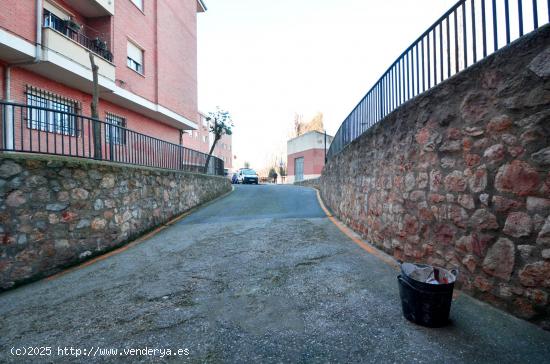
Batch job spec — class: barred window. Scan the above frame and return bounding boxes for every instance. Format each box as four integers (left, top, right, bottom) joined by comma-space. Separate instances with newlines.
26, 87, 78, 136
105, 113, 126, 145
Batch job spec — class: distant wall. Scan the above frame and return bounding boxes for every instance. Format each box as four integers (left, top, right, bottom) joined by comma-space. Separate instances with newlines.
320, 25, 550, 327
294, 177, 321, 190
0, 153, 231, 289
287, 131, 333, 155
287, 149, 327, 180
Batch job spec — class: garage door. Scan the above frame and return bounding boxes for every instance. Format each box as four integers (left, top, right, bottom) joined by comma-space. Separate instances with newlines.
295, 157, 304, 182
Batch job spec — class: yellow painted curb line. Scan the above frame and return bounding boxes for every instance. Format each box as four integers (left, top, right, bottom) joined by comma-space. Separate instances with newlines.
46, 185, 235, 281
314, 188, 399, 270
313, 187, 463, 299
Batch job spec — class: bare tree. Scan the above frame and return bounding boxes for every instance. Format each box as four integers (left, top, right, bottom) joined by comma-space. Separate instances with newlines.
293, 113, 303, 137
89, 53, 102, 159
292, 112, 324, 137
306, 112, 324, 133
204, 107, 233, 172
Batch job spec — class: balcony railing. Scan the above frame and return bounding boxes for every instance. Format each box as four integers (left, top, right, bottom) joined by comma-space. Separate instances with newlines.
327, 0, 550, 160
0, 101, 225, 176
43, 11, 113, 62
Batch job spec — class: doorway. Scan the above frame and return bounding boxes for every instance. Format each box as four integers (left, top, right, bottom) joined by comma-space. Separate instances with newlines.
295, 157, 304, 182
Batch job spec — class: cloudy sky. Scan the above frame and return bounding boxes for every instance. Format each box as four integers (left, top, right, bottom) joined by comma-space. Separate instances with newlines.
197, 0, 461, 170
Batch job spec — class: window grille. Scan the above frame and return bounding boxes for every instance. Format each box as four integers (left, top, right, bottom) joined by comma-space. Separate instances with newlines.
105, 113, 126, 145
25, 86, 79, 136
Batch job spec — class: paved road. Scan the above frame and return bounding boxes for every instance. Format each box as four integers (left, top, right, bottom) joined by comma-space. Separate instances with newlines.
1, 184, 549, 363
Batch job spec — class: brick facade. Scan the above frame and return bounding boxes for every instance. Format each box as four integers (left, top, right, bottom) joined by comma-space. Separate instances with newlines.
8, 67, 180, 144
181, 112, 210, 152
0, 0, 36, 43
213, 133, 233, 170
287, 131, 332, 183
287, 149, 326, 177
0, 0, 204, 146
181, 112, 233, 170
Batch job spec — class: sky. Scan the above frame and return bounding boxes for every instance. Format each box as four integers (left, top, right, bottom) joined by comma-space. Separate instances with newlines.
197, 0, 461, 171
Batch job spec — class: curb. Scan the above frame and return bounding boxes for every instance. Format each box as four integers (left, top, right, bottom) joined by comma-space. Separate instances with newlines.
314, 187, 399, 270
46, 185, 235, 282
312, 187, 466, 299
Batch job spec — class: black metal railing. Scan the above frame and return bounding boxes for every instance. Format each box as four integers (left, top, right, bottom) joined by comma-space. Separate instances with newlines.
0, 101, 224, 176
43, 11, 113, 62
327, 0, 550, 159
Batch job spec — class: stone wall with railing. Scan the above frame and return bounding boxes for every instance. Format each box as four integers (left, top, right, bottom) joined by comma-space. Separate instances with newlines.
319, 25, 550, 328
0, 153, 231, 290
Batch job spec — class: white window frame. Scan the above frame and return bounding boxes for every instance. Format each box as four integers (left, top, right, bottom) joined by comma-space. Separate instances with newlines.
127, 41, 144, 74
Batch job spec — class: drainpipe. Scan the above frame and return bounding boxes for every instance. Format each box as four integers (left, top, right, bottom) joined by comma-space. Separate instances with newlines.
34, 0, 43, 62
3, 0, 43, 149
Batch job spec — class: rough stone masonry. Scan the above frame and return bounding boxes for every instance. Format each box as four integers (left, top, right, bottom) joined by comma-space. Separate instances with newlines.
0, 154, 231, 289
319, 24, 550, 328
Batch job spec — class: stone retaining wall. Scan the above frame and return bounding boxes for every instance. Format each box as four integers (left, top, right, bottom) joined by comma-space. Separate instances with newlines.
319, 25, 550, 327
0, 153, 231, 289
294, 177, 321, 190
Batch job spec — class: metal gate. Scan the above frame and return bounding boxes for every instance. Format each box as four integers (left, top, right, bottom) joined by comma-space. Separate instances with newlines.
295, 157, 304, 182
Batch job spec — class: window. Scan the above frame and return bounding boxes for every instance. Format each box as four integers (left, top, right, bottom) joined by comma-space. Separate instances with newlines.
127, 41, 143, 74
203, 135, 208, 143
44, 1, 70, 20
105, 113, 126, 145
26, 88, 78, 136
130, 0, 143, 10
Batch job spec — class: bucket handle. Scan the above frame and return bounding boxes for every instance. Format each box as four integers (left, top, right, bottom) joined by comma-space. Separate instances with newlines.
450, 268, 459, 279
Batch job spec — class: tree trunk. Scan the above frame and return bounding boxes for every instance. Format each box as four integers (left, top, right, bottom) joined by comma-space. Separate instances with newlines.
89, 53, 102, 159
204, 134, 220, 174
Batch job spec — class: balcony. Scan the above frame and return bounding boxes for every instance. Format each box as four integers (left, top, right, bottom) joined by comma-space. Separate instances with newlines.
42, 12, 115, 81
62, 0, 114, 17
44, 12, 113, 62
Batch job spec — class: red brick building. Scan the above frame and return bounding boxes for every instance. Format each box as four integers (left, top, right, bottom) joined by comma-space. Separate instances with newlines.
212, 131, 232, 171
287, 130, 333, 183
181, 111, 233, 171
0, 0, 206, 148
181, 112, 210, 153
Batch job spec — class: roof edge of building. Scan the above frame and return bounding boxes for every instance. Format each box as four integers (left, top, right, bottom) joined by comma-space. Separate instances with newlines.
287, 130, 333, 143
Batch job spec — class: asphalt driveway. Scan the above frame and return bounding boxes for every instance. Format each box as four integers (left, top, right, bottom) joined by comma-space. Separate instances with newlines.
0, 184, 549, 363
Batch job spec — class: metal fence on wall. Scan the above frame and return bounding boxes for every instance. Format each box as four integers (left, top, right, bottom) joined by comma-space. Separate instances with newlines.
0, 100, 225, 176
327, 0, 550, 160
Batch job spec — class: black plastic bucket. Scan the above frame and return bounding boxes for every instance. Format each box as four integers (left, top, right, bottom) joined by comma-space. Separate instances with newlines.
397, 263, 457, 327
